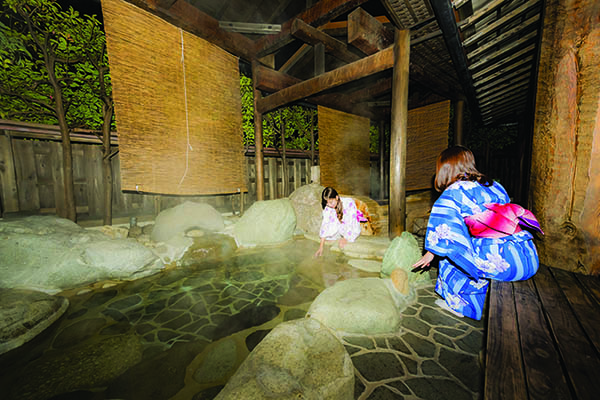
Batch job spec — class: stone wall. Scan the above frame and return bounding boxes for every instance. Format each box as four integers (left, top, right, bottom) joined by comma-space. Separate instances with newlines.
530, 0, 600, 274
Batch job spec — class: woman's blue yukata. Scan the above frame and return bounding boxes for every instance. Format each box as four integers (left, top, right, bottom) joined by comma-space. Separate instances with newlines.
425, 180, 539, 320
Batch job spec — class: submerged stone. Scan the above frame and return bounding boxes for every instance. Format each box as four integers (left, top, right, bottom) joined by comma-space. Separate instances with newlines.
0, 288, 69, 355
307, 278, 406, 335
215, 318, 353, 400
193, 338, 238, 384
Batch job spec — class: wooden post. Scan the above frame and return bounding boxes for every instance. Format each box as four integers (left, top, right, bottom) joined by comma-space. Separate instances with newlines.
252, 61, 265, 201
310, 110, 315, 166
378, 119, 385, 200
314, 42, 325, 76
389, 29, 410, 238
454, 99, 465, 145
280, 110, 288, 196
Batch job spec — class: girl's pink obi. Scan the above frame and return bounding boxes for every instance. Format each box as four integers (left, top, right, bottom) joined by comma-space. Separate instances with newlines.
464, 203, 543, 238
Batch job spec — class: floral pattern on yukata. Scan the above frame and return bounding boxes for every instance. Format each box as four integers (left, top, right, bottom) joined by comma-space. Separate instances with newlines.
425, 180, 539, 320
319, 197, 361, 242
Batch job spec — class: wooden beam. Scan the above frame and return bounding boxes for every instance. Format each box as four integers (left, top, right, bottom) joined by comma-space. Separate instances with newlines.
475, 66, 531, 91
463, 0, 541, 47
458, 0, 505, 30
322, 15, 390, 30
349, 77, 393, 103
479, 84, 530, 109
476, 74, 531, 102
155, 0, 177, 8
291, 18, 360, 63
279, 44, 311, 74
257, 45, 394, 114
470, 45, 534, 77
467, 15, 540, 60
124, 0, 256, 61
468, 31, 537, 70
253, 64, 376, 119
348, 7, 394, 55
389, 29, 410, 237
255, 0, 370, 57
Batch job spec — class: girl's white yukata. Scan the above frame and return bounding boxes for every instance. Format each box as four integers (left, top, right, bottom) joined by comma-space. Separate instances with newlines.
319, 197, 361, 242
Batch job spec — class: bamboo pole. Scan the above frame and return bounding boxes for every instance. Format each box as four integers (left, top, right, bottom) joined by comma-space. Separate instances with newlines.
389, 29, 410, 237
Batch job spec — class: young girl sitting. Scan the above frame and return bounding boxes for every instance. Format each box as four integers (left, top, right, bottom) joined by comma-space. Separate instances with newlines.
314, 187, 363, 257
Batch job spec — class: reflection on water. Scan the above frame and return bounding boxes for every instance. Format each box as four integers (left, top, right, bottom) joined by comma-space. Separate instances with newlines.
0, 237, 377, 400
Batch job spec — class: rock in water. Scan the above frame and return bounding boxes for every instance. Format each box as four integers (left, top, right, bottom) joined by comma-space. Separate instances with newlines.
151, 202, 225, 242
0, 216, 164, 293
307, 278, 404, 335
233, 199, 296, 246
0, 288, 69, 355
215, 318, 353, 400
381, 232, 430, 285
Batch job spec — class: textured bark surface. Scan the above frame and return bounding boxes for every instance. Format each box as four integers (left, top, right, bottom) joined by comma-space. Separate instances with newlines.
530, 0, 600, 274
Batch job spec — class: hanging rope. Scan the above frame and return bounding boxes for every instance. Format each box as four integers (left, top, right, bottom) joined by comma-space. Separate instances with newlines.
178, 28, 192, 187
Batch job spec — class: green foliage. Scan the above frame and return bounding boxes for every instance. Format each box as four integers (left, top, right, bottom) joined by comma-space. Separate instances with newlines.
239, 75, 318, 151
0, 0, 112, 129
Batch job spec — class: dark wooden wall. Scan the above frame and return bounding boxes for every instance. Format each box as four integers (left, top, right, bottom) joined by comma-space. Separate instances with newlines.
0, 132, 385, 221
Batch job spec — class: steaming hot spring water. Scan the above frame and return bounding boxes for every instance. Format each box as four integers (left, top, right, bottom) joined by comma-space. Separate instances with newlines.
0, 208, 484, 400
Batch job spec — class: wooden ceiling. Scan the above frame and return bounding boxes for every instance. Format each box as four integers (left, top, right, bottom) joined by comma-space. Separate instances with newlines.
117, 0, 543, 127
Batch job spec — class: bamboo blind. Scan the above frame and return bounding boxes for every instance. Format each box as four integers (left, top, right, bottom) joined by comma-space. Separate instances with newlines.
318, 106, 370, 196
101, 0, 246, 195
406, 100, 450, 190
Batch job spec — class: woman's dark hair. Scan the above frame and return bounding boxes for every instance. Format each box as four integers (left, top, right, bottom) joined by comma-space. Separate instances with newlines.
321, 187, 343, 222
434, 146, 492, 192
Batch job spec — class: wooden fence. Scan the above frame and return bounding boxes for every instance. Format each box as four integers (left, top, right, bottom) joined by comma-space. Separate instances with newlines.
0, 129, 384, 221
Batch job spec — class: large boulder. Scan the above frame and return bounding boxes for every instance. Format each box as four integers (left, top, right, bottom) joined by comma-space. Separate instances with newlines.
307, 277, 412, 335
151, 202, 225, 242
215, 318, 354, 400
288, 183, 324, 235
0, 216, 164, 293
380, 232, 430, 286
0, 288, 69, 355
233, 199, 296, 246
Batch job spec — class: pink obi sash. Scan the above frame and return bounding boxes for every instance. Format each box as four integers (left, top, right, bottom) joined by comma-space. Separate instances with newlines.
357, 210, 368, 222
464, 203, 543, 238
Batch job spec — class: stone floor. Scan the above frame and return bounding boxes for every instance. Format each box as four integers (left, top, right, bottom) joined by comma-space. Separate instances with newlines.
0, 237, 484, 400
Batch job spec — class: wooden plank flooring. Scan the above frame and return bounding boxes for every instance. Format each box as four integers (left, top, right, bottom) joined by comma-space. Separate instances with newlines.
485, 264, 600, 400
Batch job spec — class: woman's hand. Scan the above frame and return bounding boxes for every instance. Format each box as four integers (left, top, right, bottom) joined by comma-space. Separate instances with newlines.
412, 251, 434, 269
338, 237, 348, 249
314, 246, 324, 258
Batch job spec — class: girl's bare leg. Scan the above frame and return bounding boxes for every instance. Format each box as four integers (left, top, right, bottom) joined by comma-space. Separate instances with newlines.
339, 237, 348, 249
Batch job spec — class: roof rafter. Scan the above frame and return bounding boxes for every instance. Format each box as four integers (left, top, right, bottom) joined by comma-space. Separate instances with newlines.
124, 0, 256, 60
254, 0, 370, 57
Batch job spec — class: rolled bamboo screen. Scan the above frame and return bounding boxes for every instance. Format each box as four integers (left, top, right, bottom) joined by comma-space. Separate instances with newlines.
318, 106, 371, 196
406, 100, 450, 190
101, 0, 247, 195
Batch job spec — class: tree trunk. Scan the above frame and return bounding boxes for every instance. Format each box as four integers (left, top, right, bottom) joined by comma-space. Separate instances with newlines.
530, 0, 600, 274
47, 58, 76, 221
102, 104, 114, 226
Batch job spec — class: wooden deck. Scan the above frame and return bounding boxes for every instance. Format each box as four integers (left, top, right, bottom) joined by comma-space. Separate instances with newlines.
484, 264, 600, 400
